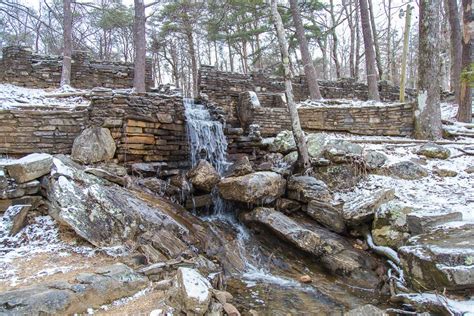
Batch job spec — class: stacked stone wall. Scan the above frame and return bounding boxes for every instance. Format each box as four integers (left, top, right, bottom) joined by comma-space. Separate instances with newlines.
0, 46, 152, 90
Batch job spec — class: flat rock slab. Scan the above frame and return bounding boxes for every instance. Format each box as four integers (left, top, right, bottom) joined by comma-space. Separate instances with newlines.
342, 189, 395, 225
4, 153, 53, 183
0, 180, 40, 200
399, 222, 474, 291
287, 175, 332, 203
406, 208, 463, 235
0, 263, 148, 314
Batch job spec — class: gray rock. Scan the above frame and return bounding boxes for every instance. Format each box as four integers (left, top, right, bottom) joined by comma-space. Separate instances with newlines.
275, 198, 301, 214
85, 167, 128, 186
433, 168, 458, 177
304, 200, 345, 233
0, 179, 40, 199
416, 143, 450, 159
4, 153, 53, 183
406, 208, 463, 235
71, 127, 116, 164
400, 222, 474, 291
3, 204, 32, 236
269, 130, 296, 154
306, 133, 330, 159
282, 151, 298, 166
243, 207, 380, 282
0, 168, 7, 189
218, 171, 286, 204
388, 161, 428, 180
225, 156, 253, 177
172, 267, 212, 316
187, 160, 220, 192
0, 195, 42, 213
287, 176, 332, 203
342, 189, 395, 225
372, 201, 412, 249
185, 194, 213, 210
45, 155, 202, 251
346, 304, 386, 316
131, 162, 167, 177
363, 151, 388, 170
315, 164, 363, 191
323, 140, 363, 163
0, 263, 148, 314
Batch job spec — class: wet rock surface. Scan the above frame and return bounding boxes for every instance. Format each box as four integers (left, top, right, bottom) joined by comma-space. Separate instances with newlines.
187, 159, 220, 192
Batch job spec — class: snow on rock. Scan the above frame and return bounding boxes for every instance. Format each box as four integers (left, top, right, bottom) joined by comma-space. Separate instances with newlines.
298, 98, 400, 108
174, 267, 212, 315
0, 83, 88, 109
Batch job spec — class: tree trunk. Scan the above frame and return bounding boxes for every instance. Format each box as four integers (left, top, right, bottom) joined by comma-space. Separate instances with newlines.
133, 0, 146, 93
385, 0, 392, 81
289, 0, 322, 100
457, 0, 473, 122
359, 0, 380, 100
329, 0, 341, 78
355, 0, 361, 79
416, 0, 443, 139
185, 26, 198, 98
446, 0, 463, 105
343, 0, 356, 78
60, 0, 72, 87
367, 0, 383, 79
270, 0, 310, 171
399, 5, 412, 102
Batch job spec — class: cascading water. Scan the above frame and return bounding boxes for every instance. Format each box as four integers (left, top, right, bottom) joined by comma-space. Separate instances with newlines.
184, 98, 229, 175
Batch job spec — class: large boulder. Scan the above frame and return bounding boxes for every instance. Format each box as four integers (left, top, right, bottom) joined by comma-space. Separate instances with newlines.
399, 223, 474, 291
304, 200, 345, 233
243, 207, 380, 283
4, 153, 53, 183
71, 127, 116, 164
372, 201, 412, 249
0, 264, 148, 314
187, 160, 220, 192
171, 267, 212, 315
416, 143, 450, 159
225, 156, 253, 177
363, 151, 388, 170
387, 161, 428, 180
322, 140, 363, 163
287, 176, 332, 203
342, 188, 395, 225
269, 130, 296, 154
306, 133, 330, 158
218, 172, 286, 204
45, 155, 203, 254
406, 208, 463, 235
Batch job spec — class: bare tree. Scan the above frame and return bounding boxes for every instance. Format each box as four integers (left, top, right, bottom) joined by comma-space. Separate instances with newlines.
415, 0, 442, 139
457, 0, 473, 122
133, 0, 146, 93
60, 0, 72, 87
446, 0, 462, 105
367, 0, 383, 79
399, 5, 412, 103
270, 0, 310, 171
289, 0, 322, 100
359, 0, 380, 101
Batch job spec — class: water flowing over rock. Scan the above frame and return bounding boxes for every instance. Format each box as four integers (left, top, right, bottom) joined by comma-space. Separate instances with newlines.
187, 159, 220, 192
71, 127, 116, 164
416, 143, 451, 159
184, 99, 228, 174
0, 264, 148, 314
4, 153, 53, 183
400, 223, 474, 291
243, 208, 380, 284
218, 172, 286, 204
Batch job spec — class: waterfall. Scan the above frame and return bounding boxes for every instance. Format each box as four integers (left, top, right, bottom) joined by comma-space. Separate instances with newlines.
184, 98, 229, 175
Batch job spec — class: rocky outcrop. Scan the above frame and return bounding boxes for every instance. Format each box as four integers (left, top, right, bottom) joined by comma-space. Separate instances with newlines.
372, 201, 412, 249
387, 161, 428, 180
218, 172, 286, 204
243, 208, 379, 283
314, 164, 363, 191
287, 176, 332, 203
45, 155, 201, 255
4, 153, 53, 183
71, 127, 116, 164
171, 267, 212, 315
225, 156, 253, 177
400, 223, 474, 291
187, 160, 220, 192
342, 189, 395, 225
406, 208, 463, 235
322, 140, 363, 163
0, 264, 148, 314
416, 143, 450, 159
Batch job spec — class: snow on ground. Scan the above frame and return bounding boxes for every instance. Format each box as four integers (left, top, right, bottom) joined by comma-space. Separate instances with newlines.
334, 138, 474, 222
298, 98, 399, 108
0, 83, 88, 109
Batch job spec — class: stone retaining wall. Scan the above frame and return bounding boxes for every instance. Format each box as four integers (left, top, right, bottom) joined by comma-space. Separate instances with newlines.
198, 65, 415, 127
0, 46, 152, 90
0, 92, 189, 169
